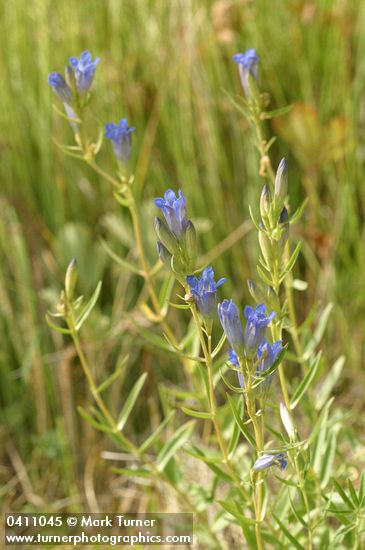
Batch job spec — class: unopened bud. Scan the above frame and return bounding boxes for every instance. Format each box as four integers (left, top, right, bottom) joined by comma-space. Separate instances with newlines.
184, 221, 197, 270
154, 217, 179, 254
157, 241, 173, 271
274, 158, 288, 210
65, 258, 78, 301
247, 279, 265, 304
278, 207, 289, 250
259, 230, 274, 268
260, 184, 272, 228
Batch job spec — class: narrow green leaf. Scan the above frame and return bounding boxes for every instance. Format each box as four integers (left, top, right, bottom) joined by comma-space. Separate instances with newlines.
290, 352, 322, 410
272, 513, 305, 550
304, 303, 334, 359
347, 479, 360, 507
159, 275, 175, 310
359, 472, 365, 505
248, 205, 261, 232
228, 399, 242, 457
220, 369, 244, 393
77, 406, 113, 434
181, 407, 213, 420
139, 411, 176, 454
332, 478, 355, 510
227, 394, 256, 449
218, 500, 255, 525
187, 447, 234, 483
320, 432, 337, 488
261, 104, 293, 120
257, 264, 273, 286
290, 198, 309, 225
117, 372, 148, 431
96, 355, 128, 394
289, 495, 307, 527
316, 355, 345, 410
100, 238, 142, 275
156, 421, 195, 472
279, 241, 301, 283
132, 322, 173, 351
45, 314, 72, 335
75, 281, 102, 330
211, 332, 226, 358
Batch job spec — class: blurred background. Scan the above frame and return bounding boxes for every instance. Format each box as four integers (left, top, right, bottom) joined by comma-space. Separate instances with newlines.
0, 0, 364, 516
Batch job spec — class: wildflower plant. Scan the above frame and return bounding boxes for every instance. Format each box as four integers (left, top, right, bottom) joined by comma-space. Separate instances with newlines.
45, 47, 364, 550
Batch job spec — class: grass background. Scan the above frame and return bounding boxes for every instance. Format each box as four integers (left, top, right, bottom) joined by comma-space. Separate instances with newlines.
1, 0, 364, 517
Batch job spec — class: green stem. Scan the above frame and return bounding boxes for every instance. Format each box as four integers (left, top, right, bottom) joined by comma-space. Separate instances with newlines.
86, 160, 184, 351
245, 366, 264, 550
66, 304, 221, 548
190, 306, 249, 503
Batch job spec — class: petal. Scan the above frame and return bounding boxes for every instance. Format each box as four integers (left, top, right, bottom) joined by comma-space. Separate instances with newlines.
256, 304, 267, 315
186, 275, 199, 290
243, 305, 255, 320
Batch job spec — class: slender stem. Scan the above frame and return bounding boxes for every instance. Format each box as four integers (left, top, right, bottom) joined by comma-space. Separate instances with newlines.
245, 367, 264, 550
66, 304, 221, 548
86, 159, 184, 350
190, 306, 249, 503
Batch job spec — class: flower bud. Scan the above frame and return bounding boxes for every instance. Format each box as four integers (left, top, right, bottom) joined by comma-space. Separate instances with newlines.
65, 258, 78, 301
154, 217, 179, 255
274, 158, 288, 212
278, 207, 289, 251
259, 230, 274, 268
157, 241, 173, 271
260, 184, 272, 228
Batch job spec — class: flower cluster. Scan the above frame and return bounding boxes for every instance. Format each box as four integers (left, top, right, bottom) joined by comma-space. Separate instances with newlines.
48, 50, 100, 106
219, 299, 281, 390
229, 338, 283, 393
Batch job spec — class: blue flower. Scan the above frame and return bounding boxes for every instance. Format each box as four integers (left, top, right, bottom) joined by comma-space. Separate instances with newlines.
154, 190, 188, 238
254, 338, 283, 393
256, 339, 283, 375
243, 304, 276, 355
228, 338, 282, 391
69, 51, 100, 92
48, 72, 73, 104
252, 452, 287, 472
105, 118, 136, 162
228, 348, 245, 388
186, 267, 226, 317
233, 48, 259, 96
218, 299, 245, 353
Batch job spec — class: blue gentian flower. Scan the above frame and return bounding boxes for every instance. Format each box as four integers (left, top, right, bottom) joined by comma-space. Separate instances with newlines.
186, 267, 226, 317
256, 339, 283, 376
228, 338, 282, 391
218, 299, 245, 353
154, 190, 188, 238
243, 304, 276, 355
252, 452, 287, 472
233, 48, 259, 96
105, 119, 136, 162
69, 51, 100, 92
228, 348, 245, 388
48, 72, 73, 104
